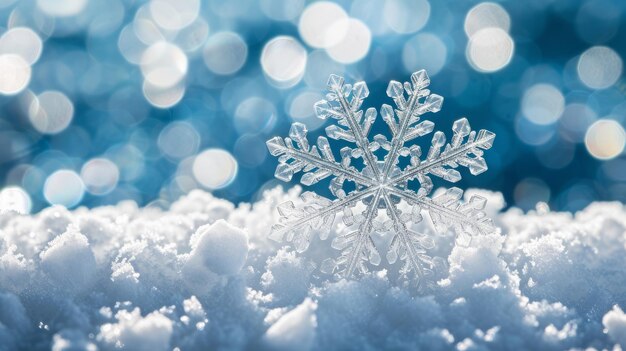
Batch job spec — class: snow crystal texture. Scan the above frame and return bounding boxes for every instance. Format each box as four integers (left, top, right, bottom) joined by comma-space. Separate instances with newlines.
1, 187, 625, 350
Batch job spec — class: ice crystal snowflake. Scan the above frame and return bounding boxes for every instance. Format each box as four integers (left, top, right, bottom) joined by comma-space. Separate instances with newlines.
266, 70, 496, 287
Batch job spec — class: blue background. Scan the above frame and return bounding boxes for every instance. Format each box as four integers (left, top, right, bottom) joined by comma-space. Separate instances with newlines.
0, 0, 625, 212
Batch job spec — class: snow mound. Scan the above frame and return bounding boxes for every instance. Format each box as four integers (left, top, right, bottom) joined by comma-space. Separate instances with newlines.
0, 187, 625, 350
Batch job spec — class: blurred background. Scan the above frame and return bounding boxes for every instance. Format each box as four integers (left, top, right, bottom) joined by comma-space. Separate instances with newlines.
0, 0, 624, 214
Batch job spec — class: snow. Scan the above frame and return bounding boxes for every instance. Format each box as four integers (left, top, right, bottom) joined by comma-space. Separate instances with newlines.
603, 305, 626, 348
39, 226, 97, 294
262, 298, 317, 351
0, 186, 625, 350
98, 309, 173, 351
187, 219, 249, 276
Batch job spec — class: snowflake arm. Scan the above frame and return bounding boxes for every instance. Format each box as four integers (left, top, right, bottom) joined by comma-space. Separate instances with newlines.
391, 119, 496, 189
388, 187, 496, 246
266, 123, 374, 196
379, 70, 443, 180
323, 189, 383, 278
380, 190, 432, 286
268, 187, 377, 251
314, 74, 382, 180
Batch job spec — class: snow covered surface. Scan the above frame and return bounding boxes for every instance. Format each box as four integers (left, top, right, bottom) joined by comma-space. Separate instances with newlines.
1, 186, 625, 350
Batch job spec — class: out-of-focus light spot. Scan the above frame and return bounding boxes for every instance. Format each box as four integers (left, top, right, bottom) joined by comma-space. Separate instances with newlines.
81, 158, 119, 195
44, 170, 85, 207
349, 0, 388, 36
514, 177, 550, 210
577, 46, 623, 89
28, 91, 74, 134
464, 2, 510, 37
536, 140, 575, 170
261, 0, 304, 21
515, 115, 555, 146
261, 36, 307, 87
288, 91, 325, 130
21, 164, 45, 195
175, 18, 209, 52
467, 28, 514, 73
118, 24, 147, 64
235, 97, 276, 134
326, 19, 371, 64
37, 0, 86, 17
304, 50, 345, 89
0, 54, 30, 95
383, 0, 430, 34
158, 121, 200, 159
0, 27, 43, 65
106, 144, 145, 181
88, 0, 125, 37
142, 80, 185, 108
234, 134, 267, 167
298, 2, 348, 49
575, 0, 621, 44
402, 33, 447, 76
202, 32, 247, 75
141, 41, 188, 88
522, 84, 565, 125
0, 186, 31, 214
602, 158, 626, 181
584, 119, 626, 160
149, 0, 200, 31
192, 149, 238, 189
559, 103, 597, 143
133, 14, 165, 46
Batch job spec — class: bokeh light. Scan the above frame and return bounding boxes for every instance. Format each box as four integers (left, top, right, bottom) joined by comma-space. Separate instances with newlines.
158, 121, 201, 160
192, 149, 238, 189
234, 97, 277, 134
28, 91, 74, 134
288, 91, 325, 131
298, 2, 348, 49
585, 119, 626, 160
37, 0, 86, 17
559, 103, 598, 143
43, 170, 85, 207
402, 33, 447, 76
0, 54, 30, 95
383, 0, 430, 34
326, 19, 371, 64
0, 27, 42, 64
260, 0, 304, 21
0, 0, 623, 212
141, 41, 188, 89
149, 0, 200, 31
522, 84, 565, 125
467, 27, 514, 72
464, 2, 510, 38
577, 46, 623, 89
142, 80, 186, 108
81, 158, 120, 195
202, 32, 248, 75
261, 36, 307, 86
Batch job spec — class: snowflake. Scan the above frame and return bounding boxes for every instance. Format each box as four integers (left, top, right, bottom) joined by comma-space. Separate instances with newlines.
266, 70, 496, 288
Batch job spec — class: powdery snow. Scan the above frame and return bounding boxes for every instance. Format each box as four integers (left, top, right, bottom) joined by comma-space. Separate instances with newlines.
262, 298, 317, 351
0, 187, 625, 350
